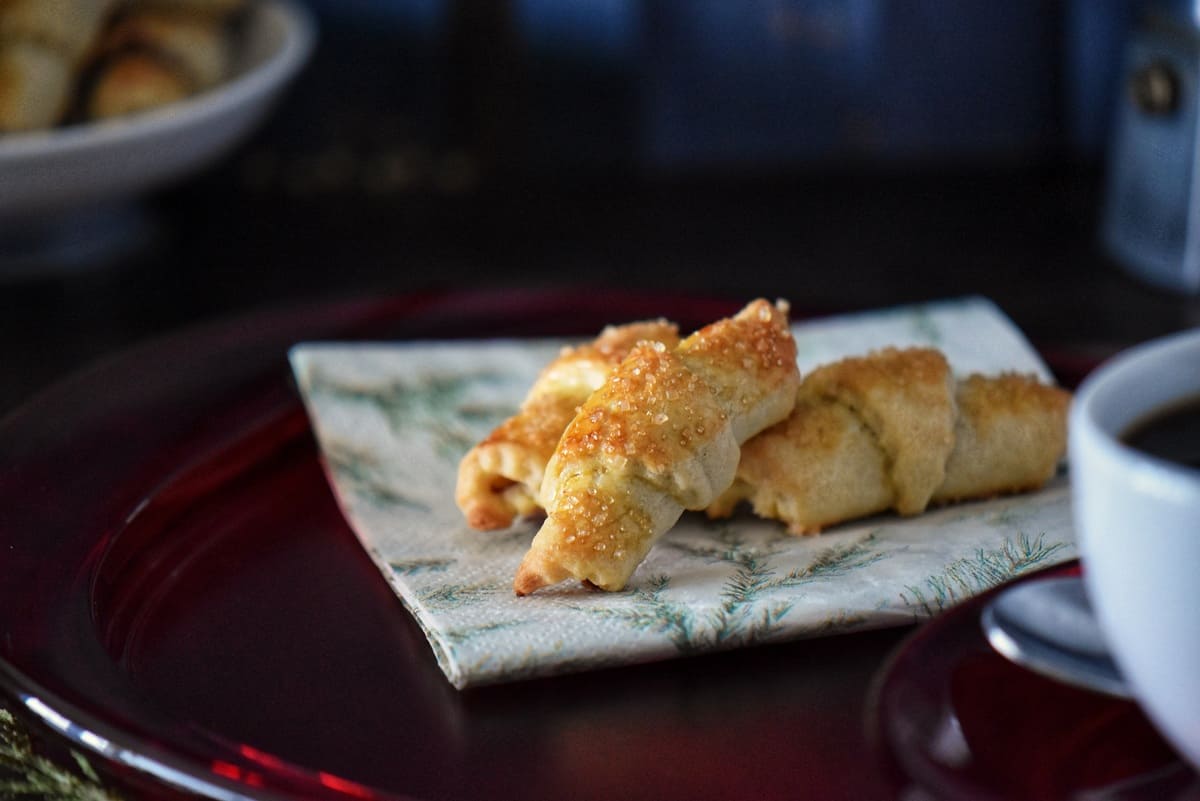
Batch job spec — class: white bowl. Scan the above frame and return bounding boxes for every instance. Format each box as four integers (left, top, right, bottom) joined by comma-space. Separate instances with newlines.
0, 0, 315, 221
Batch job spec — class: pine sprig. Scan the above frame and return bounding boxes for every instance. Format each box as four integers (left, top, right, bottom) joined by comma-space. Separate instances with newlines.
580, 575, 702, 653
902, 532, 1068, 617
309, 369, 515, 463
389, 557, 454, 576
583, 532, 890, 654
0, 708, 122, 800
908, 305, 943, 344
766, 534, 887, 590
719, 552, 777, 604
326, 444, 430, 512
441, 620, 527, 645
418, 582, 500, 608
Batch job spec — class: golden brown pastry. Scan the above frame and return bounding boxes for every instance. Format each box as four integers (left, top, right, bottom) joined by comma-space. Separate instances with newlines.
0, 0, 121, 131
84, 10, 232, 120
707, 347, 1070, 534
456, 320, 680, 531
935, 372, 1070, 503
123, 0, 247, 18
513, 299, 800, 594
0, 41, 73, 131
0, 0, 121, 62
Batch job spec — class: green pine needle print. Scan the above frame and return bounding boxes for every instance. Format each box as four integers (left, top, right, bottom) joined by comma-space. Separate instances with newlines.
815, 611, 871, 634
901, 532, 1068, 617
662, 520, 796, 564
720, 552, 783, 605
389, 557, 455, 576
459, 642, 635, 683
908, 305, 943, 344
308, 368, 517, 464
419, 582, 501, 608
584, 575, 704, 654
0, 708, 122, 800
768, 534, 888, 588
326, 443, 430, 512
441, 620, 529, 646
584, 533, 889, 655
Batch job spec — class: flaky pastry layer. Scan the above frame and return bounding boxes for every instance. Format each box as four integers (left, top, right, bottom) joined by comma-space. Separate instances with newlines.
455, 320, 679, 531
708, 348, 1070, 534
514, 299, 800, 594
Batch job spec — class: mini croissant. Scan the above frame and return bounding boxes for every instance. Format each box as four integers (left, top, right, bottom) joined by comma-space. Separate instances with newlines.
0, 0, 121, 131
85, 9, 233, 120
707, 347, 1070, 534
456, 319, 680, 531
513, 299, 800, 594
0, 42, 73, 132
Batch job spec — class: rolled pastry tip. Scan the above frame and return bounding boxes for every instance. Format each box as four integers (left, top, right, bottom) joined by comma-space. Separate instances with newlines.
707, 348, 1070, 534
456, 320, 680, 531
513, 299, 800, 594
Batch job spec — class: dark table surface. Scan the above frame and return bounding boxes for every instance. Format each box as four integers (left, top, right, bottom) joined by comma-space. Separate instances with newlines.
4, 156, 1200, 421
3, 0, 1198, 417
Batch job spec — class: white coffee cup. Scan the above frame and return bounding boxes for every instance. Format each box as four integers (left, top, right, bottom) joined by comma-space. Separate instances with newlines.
1070, 327, 1200, 769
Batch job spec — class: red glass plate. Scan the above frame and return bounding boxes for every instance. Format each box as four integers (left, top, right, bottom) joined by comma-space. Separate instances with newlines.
1, 290, 924, 801
870, 562, 1197, 801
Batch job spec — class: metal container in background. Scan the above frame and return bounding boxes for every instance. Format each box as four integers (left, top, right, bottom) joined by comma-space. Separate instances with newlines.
1104, 1, 1200, 294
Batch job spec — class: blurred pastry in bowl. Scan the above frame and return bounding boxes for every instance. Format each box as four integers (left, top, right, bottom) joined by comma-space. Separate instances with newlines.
0, 0, 122, 58
0, 0, 313, 269
84, 9, 235, 120
125, 0, 246, 14
0, 0, 122, 131
0, 41, 74, 132
0, 0, 252, 132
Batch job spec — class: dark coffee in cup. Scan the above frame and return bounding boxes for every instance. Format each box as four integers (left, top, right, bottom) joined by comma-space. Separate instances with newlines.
1122, 394, 1200, 469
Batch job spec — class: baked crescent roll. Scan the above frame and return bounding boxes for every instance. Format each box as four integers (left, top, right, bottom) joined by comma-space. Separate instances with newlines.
85, 10, 232, 120
0, 0, 121, 131
513, 299, 800, 594
456, 320, 680, 531
707, 348, 1070, 534
0, 42, 73, 131
0, 0, 121, 63
935, 372, 1070, 503
123, 0, 248, 18
805, 346, 958, 515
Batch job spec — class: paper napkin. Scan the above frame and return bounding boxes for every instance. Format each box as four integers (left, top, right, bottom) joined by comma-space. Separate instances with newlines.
290, 297, 1074, 688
